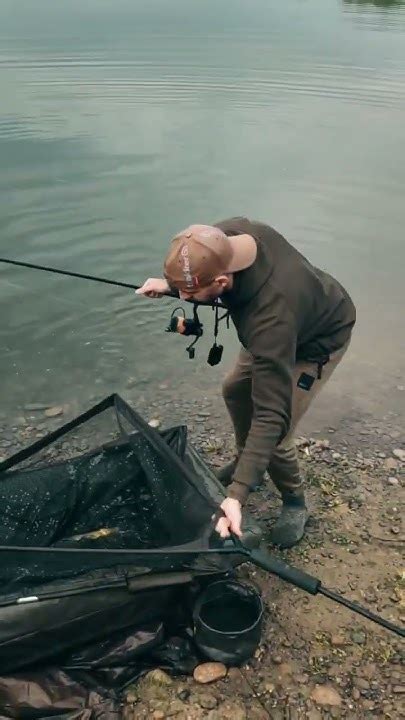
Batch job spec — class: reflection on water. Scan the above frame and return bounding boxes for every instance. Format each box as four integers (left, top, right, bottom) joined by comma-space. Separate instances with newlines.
343, 0, 405, 29
0, 0, 404, 429
344, 0, 404, 6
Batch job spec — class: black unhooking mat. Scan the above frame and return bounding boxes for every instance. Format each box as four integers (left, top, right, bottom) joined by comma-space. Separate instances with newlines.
0, 394, 262, 719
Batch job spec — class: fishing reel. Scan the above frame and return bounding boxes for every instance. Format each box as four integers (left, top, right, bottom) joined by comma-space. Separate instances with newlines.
166, 305, 203, 359
165, 303, 228, 364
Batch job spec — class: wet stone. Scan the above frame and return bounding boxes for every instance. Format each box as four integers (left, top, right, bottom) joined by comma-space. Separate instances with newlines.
44, 405, 64, 418
193, 662, 227, 684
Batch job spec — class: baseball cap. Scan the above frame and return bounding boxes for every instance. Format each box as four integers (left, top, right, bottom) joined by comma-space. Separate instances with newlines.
163, 224, 257, 292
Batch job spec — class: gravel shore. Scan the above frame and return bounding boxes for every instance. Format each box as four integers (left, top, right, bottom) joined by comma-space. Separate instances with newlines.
1, 388, 403, 719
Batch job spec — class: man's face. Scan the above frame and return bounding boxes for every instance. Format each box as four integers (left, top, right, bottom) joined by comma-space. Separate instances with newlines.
178, 278, 229, 303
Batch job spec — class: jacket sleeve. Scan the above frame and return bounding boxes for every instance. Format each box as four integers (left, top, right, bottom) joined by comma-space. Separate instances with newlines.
227, 308, 297, 504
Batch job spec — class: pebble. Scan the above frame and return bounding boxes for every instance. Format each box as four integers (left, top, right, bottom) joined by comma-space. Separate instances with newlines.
249, 708, 270, 720
216, 701, 246, 720
351, 631, 366, 645
384, 458, 398, 471
352, 688, 361, 701
295, 673, 309, 683
393, 448, 405, 462
144, 669, 172, 686
310, 684, 342, 706
331, 633, 346, 647
276, 662, 292, 677
44, 405, 64, 418
354, 678, 370, 691
332, 452, 341, 460
198, 693, 218, 709
14, 416, 27, 427
315, 439, 330, 450
177, 688, 190, 701
307, 710, 323, 720
393, 686, 405, 694
166, 699, 186, 716
125, 690, 138, 704
387, 477, 399, 486
263, 682, 275, 694
152, 712, 165, 720
193, 662, 227, 684
295, 436, 310, 448
272, 655, 283, 664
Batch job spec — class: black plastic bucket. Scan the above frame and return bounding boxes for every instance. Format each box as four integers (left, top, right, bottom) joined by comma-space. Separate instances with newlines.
193, 579, 263, 665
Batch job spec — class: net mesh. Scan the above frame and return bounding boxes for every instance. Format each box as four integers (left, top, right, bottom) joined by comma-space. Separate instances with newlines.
0, 395, 227, 596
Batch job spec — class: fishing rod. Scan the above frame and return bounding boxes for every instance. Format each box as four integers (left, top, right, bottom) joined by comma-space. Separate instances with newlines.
0, 257, 213, 305
0, 256, 228, 363
1, 539, 403, 637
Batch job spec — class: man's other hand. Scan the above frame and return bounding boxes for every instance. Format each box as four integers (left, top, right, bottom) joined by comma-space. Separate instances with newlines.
215, 497, 243, 538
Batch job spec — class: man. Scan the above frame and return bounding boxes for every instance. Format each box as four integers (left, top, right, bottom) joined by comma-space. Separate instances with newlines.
136, 217, 356, 548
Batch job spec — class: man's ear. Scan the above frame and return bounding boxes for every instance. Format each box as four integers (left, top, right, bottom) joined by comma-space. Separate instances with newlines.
215, 274, 232, 289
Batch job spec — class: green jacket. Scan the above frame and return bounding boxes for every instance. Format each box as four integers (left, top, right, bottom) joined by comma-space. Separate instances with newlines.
215, 217, 356, 504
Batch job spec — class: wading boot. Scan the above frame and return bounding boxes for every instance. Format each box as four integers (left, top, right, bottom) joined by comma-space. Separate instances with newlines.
269, 492, 309, 549
215, 457, 238, 487
215, 457, 265, 492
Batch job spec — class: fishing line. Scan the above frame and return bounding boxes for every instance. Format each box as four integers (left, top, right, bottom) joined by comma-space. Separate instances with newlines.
0, 257, 229, 362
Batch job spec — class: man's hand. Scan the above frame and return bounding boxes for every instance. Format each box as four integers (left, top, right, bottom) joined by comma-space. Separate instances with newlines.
135, 278, 170, 298
215, 497, 243, 539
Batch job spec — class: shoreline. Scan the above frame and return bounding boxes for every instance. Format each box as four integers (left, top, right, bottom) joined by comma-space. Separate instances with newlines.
0, 391, 403, 719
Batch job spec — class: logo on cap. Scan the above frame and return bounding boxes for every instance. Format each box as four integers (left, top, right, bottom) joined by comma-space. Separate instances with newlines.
180, 244, 199, 290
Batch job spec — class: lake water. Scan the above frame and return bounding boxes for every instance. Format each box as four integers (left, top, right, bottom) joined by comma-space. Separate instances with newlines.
0, 0, 404, 434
